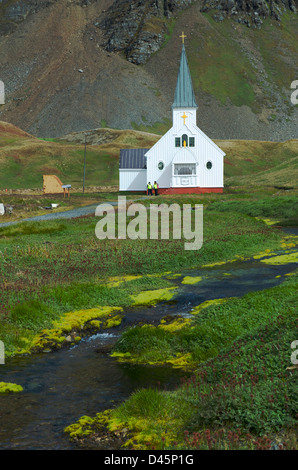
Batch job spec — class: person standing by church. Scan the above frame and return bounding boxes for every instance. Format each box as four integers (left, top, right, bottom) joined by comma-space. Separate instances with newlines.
147, 182, 152, 196
153, 181, 158, 196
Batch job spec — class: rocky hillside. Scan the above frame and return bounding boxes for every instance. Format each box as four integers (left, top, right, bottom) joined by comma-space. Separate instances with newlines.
0, 0, 297, 140
101, 0, 297, 64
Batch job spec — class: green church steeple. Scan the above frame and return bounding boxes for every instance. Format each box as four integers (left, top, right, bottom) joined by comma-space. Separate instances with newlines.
172, 40, 198, 109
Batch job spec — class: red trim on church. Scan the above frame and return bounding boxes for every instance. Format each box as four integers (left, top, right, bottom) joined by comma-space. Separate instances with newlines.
129, 188, 223, 195
158, 187, 223, 195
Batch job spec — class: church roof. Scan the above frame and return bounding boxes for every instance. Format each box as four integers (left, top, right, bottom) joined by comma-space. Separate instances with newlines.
119, 148, 149, 169
172, 44, 198, 109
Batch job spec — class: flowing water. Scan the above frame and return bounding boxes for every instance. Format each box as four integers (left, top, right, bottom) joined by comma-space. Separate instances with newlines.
0, 229, 297, 449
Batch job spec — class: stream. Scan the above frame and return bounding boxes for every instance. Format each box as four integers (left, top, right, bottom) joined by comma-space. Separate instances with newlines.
0, 228, 297, 450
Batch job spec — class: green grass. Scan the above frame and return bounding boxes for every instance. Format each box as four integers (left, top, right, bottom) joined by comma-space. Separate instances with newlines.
207, 195, 298, 223
0, 221, 68, 237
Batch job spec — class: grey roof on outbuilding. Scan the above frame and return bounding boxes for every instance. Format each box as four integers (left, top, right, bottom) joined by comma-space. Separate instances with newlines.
173, 44, 198, 109
119, 148, 149, 169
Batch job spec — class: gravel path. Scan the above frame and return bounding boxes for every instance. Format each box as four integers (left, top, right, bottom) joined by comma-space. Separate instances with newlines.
0, 197, 148, 228
0, 202, 109, 228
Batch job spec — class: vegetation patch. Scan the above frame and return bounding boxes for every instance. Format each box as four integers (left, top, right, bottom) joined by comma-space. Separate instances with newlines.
260, 251, 298, 265
181, 276, 202, 285
29, 306, 123, 353
190, 298, 229, 314
131, 287, 177, 307
0, 382, 23, 394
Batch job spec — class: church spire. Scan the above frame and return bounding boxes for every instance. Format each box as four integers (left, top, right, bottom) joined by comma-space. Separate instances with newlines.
172, 38, 197, 109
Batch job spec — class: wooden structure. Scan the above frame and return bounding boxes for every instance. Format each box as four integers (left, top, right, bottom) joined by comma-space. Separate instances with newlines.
43, 175, 71, 197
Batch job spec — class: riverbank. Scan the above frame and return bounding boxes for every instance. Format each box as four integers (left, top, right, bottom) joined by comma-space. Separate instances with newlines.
64, 272, 297, 450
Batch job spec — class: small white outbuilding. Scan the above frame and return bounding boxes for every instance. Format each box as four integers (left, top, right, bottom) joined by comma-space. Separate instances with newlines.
119, 36, 225, 194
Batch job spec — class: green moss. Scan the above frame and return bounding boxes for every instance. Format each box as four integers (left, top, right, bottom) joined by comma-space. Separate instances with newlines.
0, 382, 23, 394
52, 306, 122, 331
105, 275, 143, 287
253, 248, 276, 259
131, 287, 177, 306
181, 276, 202, 285
159, 317, 192, 332
65, 275, 298, 449
29, 306, 123, 352
110, 351, 132, 359
165, 273, 182, 280
64, 415, 96, 439
64, 410, 112, 440
190, 298, 229, 315
103, 315, 123, 329
202, 258, 240, 268
89, 320, 102, 329
260, 251, 298, 265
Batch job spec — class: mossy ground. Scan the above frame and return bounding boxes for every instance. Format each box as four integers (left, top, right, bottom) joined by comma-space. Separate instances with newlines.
28, 306, 124, 354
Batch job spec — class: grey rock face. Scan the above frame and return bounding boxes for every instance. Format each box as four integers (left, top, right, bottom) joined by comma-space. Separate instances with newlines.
201, 0, 296, 28
100, 0, 194, 64
0, 0, 57, 35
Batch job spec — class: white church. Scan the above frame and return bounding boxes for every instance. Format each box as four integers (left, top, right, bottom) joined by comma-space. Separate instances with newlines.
119, 35, 225, 194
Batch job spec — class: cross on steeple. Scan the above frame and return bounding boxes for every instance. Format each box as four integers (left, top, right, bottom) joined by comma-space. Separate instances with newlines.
180, 32, 187, 44
181, 112, 188, 125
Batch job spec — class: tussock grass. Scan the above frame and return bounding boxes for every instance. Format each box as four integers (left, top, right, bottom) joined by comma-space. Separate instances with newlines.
0, 221, 67, 237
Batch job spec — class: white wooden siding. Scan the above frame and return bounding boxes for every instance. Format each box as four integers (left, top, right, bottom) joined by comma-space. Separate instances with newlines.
119, 169, 147, 191
146, 121, 224, 188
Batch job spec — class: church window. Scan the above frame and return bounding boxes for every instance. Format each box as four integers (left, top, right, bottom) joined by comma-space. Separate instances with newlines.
206, 161, 212, 170
189, 137, 195, 147
174, 164, 196, 175
175, 137, 181, 147
158, 161, 164, 170
182, 134, 188, 147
